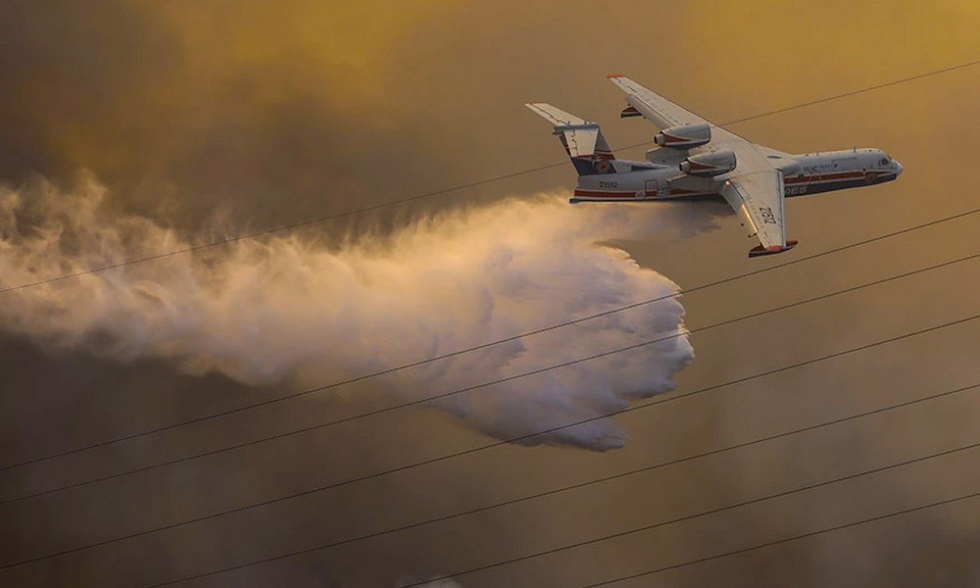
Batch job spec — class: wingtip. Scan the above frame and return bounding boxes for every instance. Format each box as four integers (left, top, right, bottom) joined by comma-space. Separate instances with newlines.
607, 73, 625, 79
748, 240, 799, 258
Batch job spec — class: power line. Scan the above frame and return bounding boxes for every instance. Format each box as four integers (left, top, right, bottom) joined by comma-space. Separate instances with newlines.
143, 382, 980, 587
4, 310, 977, 570
1, 56, 977, 300
582, 490, 980, 588
0, 52, 974, 588
407, 435, 980, 587
5, 203, 979, 475
720, 57, 980, 127
5, 248, 978, 505
5, 58, 978, 475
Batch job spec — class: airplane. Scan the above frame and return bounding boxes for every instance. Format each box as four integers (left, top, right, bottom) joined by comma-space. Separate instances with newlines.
526, 76, 903, 257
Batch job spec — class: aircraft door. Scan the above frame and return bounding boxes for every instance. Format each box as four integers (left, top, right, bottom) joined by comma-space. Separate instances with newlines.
644, 179, 660, 199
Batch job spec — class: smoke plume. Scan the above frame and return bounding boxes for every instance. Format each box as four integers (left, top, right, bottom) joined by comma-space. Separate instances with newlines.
0, 174, 693, 450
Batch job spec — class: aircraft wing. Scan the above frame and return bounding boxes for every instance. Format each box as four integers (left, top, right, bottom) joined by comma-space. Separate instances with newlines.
722, 161, 795, 256
609, 75, 796, 256
607, 75, 742, 144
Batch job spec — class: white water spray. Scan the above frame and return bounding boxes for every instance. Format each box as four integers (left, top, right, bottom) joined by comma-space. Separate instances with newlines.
0, 175, 695, 450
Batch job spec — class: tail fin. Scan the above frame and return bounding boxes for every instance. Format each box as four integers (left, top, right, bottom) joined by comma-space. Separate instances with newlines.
525, 103, 617, 176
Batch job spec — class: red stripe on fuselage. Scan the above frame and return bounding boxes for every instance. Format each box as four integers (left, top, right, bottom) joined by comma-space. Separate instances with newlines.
573, 188, 712, 199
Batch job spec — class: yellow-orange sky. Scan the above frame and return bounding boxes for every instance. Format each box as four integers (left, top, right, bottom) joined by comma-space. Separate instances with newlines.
1, 1, 980, 586
1, 0, 976, 227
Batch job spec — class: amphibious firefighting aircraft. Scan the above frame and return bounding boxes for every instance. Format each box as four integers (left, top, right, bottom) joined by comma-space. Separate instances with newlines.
527, 76, 903, 257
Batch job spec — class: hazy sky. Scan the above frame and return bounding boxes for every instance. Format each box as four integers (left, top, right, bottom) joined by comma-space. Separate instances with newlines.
1, 1, 979, 586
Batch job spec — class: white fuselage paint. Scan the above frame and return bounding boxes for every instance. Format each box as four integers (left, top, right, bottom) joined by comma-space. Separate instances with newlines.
571, 147, 903, 203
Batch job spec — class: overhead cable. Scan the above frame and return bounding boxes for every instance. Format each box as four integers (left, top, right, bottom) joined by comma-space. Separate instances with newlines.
5, 250, 979, 504
148, 382, 980, 587
580, 489, 980, 587
4, 310, 977, 570
2, 56, 977, 299
5, 206, 979, 475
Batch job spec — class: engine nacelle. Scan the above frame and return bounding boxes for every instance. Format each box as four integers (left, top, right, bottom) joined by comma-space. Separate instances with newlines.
654, 122, 711, 149
680, 150, 737, 176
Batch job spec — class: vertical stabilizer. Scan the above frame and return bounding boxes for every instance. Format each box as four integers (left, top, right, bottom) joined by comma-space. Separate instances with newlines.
525, 103, 616, 176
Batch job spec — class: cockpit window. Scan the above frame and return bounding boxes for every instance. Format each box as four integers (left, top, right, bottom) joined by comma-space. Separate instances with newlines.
879, 157, 890, 166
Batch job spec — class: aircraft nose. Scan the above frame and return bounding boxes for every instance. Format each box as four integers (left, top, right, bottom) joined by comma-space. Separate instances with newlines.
894, 161, 904, 177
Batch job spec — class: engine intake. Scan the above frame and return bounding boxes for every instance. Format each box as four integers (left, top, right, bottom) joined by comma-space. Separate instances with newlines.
680, 150, 737, 176
654, 122, 711, 149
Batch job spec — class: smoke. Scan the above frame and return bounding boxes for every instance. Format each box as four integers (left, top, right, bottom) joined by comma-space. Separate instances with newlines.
0, 174, 693, 451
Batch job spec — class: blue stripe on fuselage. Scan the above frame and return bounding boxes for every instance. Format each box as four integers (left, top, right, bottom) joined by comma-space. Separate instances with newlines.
785, 173, 898, 198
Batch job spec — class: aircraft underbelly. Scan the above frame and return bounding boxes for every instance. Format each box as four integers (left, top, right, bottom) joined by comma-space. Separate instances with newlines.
574, 167, 721, 202
571, 187, 720, 202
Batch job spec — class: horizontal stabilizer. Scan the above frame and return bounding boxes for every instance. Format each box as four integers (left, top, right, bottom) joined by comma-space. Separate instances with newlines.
525, 103, 589, 127
525, 102, 616, 175
526, 102, 604, 159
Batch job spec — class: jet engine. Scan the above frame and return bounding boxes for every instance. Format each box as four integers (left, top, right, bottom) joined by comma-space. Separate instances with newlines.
654, 122, 711, 148
679, 150, 737, 176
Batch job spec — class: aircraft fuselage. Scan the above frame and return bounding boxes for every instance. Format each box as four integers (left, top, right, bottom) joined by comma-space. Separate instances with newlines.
570, 147, 903, 203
